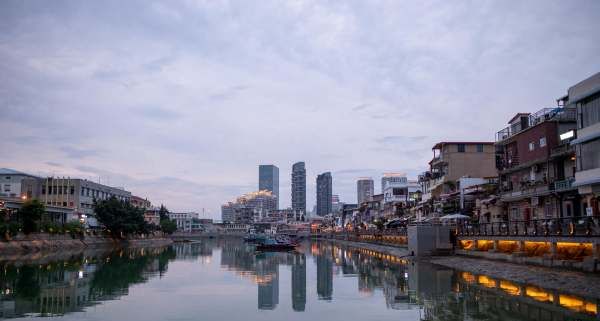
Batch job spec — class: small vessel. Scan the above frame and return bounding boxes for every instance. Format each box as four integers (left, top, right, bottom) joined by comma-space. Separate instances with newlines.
255, 237, 297, 251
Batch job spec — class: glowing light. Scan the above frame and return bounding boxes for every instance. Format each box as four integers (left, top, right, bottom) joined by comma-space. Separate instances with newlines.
559, 130, 574, 141
499, 280, 521, 296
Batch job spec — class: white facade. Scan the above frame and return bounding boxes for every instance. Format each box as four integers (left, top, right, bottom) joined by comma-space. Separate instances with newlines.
168, 212, 200, 232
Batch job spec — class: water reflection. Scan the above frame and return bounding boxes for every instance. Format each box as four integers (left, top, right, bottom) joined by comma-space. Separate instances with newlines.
0, 240, 598, 320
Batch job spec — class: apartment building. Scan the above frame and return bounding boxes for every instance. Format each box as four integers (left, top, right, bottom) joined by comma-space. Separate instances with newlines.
495, 106, 578, 221
563, 72, 600, 217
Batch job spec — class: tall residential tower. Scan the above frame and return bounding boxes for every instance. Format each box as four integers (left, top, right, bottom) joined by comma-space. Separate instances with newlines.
316, 172, 332, 216
259, 165, 279, 209
291, 162, 306, 214
357, 177, 374, 204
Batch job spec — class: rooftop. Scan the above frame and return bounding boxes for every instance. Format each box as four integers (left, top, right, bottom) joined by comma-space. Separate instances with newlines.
496, 106, 576, 142
0, 168, 38, 177
432, 142, 493, 150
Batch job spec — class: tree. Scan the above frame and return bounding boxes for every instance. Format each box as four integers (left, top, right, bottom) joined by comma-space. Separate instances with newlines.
20, 199, 45, 234
158, 204, 170, 221
160, 219, 177, 234
94, 197, 146, 238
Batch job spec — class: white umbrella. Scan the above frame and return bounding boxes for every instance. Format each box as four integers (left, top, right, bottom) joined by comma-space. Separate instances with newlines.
440, 213, 470, 221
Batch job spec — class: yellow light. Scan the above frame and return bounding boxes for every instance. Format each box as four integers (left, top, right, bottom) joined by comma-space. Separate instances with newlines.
461, 272, 476, 284
499, 280, 521, 296
525, 286, 553, 303
478, 275, 496, 288
559, 294, 597, 315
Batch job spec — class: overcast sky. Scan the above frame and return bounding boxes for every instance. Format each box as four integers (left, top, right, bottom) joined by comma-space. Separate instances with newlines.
2, 0, 600, 218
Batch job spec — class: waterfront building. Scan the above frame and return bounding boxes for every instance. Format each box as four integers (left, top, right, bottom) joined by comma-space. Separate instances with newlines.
143, 207, 161, 226
381, 173, 408, 195
168, 212, 200, 232
495, 105, 578, 221
130, 195, 151, 209
417, 142, 496, 218
291, 162, 306, 214
357, 177, 374, 204
222, 190, 277, 223
562, 72, 600, 216
259, 165, 279, 209
316, 172, 332, 216
221, 202, 236, 222
0, 168, 39, 198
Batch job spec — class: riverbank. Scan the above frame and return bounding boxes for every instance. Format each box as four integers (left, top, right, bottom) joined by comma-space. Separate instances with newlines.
0, 233, 173, 257
319, 237, 600, 300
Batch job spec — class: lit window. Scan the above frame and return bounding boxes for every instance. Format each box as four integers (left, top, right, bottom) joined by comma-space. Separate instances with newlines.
529, 142, 535, 151
539, 137, 546, 147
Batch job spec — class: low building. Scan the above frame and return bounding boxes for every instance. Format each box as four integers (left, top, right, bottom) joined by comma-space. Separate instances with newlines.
130, 195, 151, 209
168, 212, 200, 232
144, 207, 161, 226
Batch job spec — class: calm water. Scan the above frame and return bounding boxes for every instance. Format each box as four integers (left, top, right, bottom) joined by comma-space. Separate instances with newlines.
0, 239, 597, 321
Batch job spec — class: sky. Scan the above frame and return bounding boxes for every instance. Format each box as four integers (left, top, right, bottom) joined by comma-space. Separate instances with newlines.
1, 0, 600, 219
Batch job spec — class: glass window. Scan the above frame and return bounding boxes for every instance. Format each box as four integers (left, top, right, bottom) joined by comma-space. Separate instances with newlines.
580, 138, 600, 171
539, 137, 546, 147
529, 142, 535, 151
476, 144, 484, 152
579, 92, 600, 128
457, 144, 466, 152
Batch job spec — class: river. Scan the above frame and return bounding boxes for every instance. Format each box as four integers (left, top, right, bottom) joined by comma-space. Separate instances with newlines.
0, 238, 597, 320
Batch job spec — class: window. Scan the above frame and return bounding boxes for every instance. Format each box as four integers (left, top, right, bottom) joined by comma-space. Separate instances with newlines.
81, 187, 84, 196
539, 137, 546, 147
580, 138, 600, 171
457, 144, 466, 153
529, 142, 535, 151
476, 144, 484, 152
3, 184, 10, 192
578, 92, 600, 128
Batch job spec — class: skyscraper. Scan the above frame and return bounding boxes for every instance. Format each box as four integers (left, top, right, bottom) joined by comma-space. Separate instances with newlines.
291, 253, 306, 311
357, 177, 374, 204
259, 165, 279, 209
316, 172, 332, 216
291, 162, 306, 214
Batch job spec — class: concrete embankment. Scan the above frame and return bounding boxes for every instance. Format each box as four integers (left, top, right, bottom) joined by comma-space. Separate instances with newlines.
317, 237, 600, 300
0, 233, 173, 256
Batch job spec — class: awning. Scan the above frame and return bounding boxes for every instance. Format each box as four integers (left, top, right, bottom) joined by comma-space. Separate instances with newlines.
571, 130, 600, 145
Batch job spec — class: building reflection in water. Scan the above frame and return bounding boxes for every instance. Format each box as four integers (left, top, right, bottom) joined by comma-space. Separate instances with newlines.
1, 239, 598, 320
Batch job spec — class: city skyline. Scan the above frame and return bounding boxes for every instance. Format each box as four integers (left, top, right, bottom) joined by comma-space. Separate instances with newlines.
2, 1, 600, 218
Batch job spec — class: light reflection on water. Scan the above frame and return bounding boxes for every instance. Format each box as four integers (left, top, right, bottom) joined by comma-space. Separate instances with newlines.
0, 239, 597, 321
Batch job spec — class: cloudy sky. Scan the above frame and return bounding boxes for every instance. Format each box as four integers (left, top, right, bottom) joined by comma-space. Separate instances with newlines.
2, 0, 600, 218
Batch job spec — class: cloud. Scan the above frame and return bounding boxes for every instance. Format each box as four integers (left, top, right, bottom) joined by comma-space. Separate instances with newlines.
60, 146, 101, 159
376, 136, 428, 144
1, 0, 600, 217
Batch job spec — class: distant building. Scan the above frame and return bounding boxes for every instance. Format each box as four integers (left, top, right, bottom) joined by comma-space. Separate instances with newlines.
563, 72, 600, 216
357, 177, 374, 204
331, 194, 343, 214
221, 202, 236, 223
316, 172, 332, 216
259, 165, 279, 209
222, 190, 277, 224
168, 212, 200, 232
144, 207, 161, 226
291, 162, 306, 214
0, 168, 39, 198
130, 195, 151, 209
381, 173, 408, 194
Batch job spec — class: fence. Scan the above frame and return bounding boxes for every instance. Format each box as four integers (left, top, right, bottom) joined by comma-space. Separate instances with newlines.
456, 217, 600, 237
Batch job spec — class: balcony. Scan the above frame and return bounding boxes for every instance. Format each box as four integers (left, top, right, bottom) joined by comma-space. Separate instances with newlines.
550, 144, 575, 158
500, 182, 551, 201
553, 178, 575, 192
496, 107, 576, 142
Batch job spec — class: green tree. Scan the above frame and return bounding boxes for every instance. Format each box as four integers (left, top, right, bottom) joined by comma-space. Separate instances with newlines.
94, 197, 146, 237
160, 219, 177, 234
158, 204, 169, 221
20, 199, 45, 234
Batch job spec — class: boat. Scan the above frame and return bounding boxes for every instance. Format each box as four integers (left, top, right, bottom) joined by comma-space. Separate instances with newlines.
255, 237, 297, 251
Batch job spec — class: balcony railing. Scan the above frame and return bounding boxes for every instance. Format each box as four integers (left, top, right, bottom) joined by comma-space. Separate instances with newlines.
550, 144, 575, 158
500, 183, 550, 199
456, 217, 600, 237
496, 107, 576, 142
553, 178, 575, 191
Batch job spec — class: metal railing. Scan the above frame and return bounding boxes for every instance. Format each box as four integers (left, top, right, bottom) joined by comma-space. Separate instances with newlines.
496, 107, 576, 142
456, 217, 600, 237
